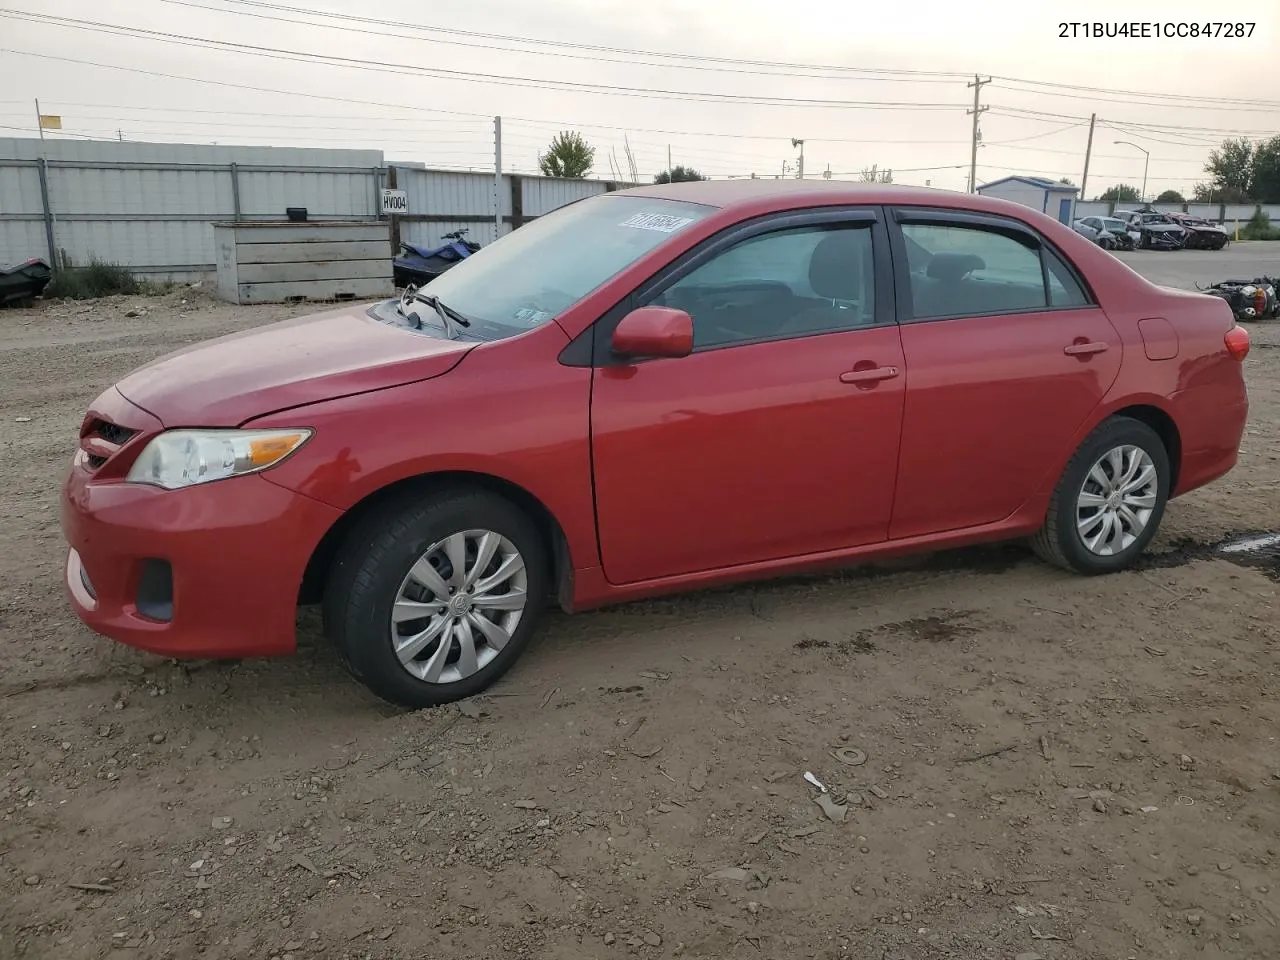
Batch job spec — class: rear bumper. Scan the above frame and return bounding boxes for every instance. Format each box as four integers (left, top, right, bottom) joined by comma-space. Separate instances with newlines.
61, 466, 341, 659
1172, 394, 1248, 497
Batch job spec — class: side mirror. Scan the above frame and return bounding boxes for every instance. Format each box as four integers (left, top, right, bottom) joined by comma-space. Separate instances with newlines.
611, 306, 693, 360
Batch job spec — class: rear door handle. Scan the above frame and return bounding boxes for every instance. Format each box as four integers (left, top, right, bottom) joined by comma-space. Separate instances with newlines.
1063, 341, 1109, 357
840, 366, 899, 384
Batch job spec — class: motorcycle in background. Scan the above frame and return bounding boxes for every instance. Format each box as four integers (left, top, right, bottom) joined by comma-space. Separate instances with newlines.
1199, 277, 1279, 322
393, 229, 482, 288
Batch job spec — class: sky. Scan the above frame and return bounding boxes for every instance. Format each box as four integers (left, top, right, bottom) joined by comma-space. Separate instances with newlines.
2, 0, 1279, 197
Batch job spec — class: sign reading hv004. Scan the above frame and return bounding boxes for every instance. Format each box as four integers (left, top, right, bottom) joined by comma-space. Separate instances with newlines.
379, 189, 408, 215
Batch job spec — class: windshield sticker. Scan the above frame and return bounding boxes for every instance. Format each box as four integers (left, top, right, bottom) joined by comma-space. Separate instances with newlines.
512, 307, 553, 326
618, 212, 696, 233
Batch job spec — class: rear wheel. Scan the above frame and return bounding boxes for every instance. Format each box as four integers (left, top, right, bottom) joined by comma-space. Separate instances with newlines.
1032, 417, 1170, 575
323, 489, 548, 708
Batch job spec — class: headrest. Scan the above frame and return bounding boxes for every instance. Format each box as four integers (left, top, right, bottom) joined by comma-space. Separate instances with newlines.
808, 231, 866, 300
926, 252, 985, 283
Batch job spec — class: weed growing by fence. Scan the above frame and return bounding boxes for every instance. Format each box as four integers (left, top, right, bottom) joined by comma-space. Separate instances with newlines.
1242, 210, 1280, 241
43, 258, 172, 299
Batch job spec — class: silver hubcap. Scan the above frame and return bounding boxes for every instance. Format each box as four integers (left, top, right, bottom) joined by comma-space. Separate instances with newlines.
391, 529, 527, 684
1076, 444, 1158, 557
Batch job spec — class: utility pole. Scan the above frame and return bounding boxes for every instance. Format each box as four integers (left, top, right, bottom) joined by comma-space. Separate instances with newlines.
667, 143, 672, 180
34, 98, 44, 141
792, 138, 805, 179
1079, 112, 1096, 203
493, 116, 502, 238
966, 75, 990, 194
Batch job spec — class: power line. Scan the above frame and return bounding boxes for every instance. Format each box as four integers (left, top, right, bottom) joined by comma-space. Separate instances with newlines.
158, 0, 963, 86
164, 0, 971, 80
990, 82, 1280, 116
15, 100, 973, 145
991, 75, 1280, 110
163, 0, 1280, 114
0, 10, 965, 110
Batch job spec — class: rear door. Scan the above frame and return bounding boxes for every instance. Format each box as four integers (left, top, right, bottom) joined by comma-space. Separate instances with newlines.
588, 208, 907, 585
886, 208, 1123, 540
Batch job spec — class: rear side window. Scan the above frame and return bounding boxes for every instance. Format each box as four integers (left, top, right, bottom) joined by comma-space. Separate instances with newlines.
900, 222, 1092, 320
1045, 250, 1089, 307
901, 224, 1046, 319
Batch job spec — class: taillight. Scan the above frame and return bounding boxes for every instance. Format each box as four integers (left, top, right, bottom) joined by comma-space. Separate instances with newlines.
1255, 288, 1267, 314
1225, 325, 1250, 361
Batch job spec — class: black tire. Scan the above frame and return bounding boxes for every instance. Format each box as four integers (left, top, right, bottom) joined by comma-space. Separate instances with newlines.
1031, 416, 1170, 575
322, 488, 549, 708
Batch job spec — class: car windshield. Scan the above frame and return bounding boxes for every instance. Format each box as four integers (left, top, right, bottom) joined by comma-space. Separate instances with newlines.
1101, 219, 1128, 232
374, 194, 713, 341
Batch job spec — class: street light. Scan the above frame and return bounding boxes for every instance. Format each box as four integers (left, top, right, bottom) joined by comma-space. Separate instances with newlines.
1113, 140, 1150, 203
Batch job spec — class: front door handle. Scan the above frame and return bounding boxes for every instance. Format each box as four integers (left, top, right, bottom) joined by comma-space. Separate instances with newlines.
1064, 341, 1109, 357
840, 365, 899, 384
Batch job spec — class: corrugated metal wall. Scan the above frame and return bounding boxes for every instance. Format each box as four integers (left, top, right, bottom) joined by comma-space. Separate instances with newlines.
396, 167, 615, 249
0, 138, 624, 280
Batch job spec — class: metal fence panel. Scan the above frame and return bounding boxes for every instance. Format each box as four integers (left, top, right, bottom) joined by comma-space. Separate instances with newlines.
0, 219, 49, 263
522, 176, 609, 216
1072, 201, 1110, 219
401, 169, 507, 219
0, 138, 651, 277
236, 169, 375, 219
0, 163, 45, 216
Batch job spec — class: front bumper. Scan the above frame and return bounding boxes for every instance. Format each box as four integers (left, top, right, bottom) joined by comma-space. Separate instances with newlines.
61, 466, 342, 659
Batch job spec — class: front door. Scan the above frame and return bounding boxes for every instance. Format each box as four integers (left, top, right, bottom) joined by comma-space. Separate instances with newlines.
1058, 197, 1073, 224
590, 211, 907, 585
887, 212, 1122, 540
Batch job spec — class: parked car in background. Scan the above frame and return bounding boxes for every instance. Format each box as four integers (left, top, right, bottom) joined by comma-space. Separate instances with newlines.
1167, 213, 1229, 250
61, 182, 1251, 708
1072, 216, 1135, 250
1119, 211, 1187, 250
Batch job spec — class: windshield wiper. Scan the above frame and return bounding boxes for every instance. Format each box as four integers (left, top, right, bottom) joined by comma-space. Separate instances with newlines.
397, 285, 473, 340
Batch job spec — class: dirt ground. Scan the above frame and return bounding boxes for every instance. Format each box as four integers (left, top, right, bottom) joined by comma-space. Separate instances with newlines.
1, 260, 1278, 960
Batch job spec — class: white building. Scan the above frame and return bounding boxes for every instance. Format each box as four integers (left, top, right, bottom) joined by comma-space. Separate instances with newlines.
976, 176, 1080, 225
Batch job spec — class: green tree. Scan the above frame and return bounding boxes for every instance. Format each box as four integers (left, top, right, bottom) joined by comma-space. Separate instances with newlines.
1191, 181, 1250, 203
653, 165, 706, 184
1155, 189, 1185, 203
1205, 137, 1254, 196
538, 131, 595, 179
1058, 177, 1075, 186
1096, 184, 1141, 203
1250, 135, 1280, 203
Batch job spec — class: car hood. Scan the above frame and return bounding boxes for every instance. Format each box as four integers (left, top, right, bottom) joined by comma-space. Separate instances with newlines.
115, 302, 474, 427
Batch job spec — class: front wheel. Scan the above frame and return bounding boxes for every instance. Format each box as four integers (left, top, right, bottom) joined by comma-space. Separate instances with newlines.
1031, 417, 1170, 575
323, 489, 549, 708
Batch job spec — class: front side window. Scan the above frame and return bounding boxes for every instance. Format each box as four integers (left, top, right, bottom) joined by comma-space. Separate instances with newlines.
648, 223, 877, 349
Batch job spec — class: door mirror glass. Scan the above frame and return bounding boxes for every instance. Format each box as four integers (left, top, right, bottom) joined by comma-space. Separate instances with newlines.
611, 306, 693, 359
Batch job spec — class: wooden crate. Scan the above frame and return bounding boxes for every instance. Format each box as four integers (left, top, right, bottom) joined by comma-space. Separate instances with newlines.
213, 221, 393, 304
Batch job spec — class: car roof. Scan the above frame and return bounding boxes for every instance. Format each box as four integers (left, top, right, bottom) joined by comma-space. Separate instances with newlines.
616, 178, 1061, 219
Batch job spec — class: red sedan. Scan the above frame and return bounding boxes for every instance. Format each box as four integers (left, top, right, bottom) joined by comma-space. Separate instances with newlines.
61, 181, 1250, 707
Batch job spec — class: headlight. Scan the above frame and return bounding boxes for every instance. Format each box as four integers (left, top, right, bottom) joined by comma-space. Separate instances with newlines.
126, 429, 312, 490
